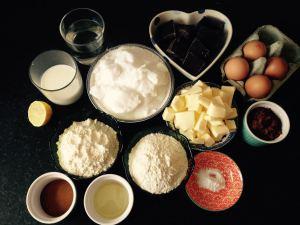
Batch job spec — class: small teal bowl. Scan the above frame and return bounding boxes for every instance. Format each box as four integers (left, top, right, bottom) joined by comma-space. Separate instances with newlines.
242, 101, 290, 147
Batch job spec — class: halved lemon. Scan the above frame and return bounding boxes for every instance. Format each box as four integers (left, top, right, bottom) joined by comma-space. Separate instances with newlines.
28, 101, 53, 127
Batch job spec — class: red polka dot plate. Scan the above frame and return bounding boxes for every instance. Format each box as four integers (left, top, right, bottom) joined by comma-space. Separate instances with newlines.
186, 151, 243, 211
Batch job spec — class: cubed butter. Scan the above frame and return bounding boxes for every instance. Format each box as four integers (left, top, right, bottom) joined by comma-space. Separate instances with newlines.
225, 120, 237, 131
162, 107, 175, 122
207, 102, 226, 119
198, 96, 211, 108
226, 107, 238, 119
202, 87, 213, 98
195, 80, 208, 89
179, 129, 195, 141
171, 95, 186, 112
201, 133, 215, 147
210, 124, 230, 140
194, 113, 207, 132
221, 86, 236, 107
211, 87, 221, 97
174, 111, 195, 131
185, 94, 202, 111
212, 96, 225, 106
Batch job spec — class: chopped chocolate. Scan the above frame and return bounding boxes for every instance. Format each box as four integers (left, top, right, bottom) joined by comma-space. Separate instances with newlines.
187, 38, 210, 60
175, 24, 196, 40
197, 16, 225, 31
196, 26, 223, 50
183, 51, 206, 75
167, 36, 192, 61
247, 107, 282, 141
155, 20, 176, 42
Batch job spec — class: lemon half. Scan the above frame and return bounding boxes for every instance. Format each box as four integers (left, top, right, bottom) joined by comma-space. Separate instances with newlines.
28, 101, 52, 127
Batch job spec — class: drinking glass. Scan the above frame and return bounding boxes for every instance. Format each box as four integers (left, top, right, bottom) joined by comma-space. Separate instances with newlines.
29, 50, 83, 105
59, 8, 105, 65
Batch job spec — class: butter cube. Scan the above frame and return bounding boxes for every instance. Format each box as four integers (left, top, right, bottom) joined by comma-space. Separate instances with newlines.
210, 125, 230, 140
171, 95, 186, 112
221, 86, 236, 107
191, 135, 205, 144
179, 129, 195, 141
207, 102, 226, 119
212, 96, 225, 106
194, 80, 208, 89
194, 113, 207, 132
181, 84, 203, 95
209, 118, 224, 126
211, 87, 221, 97
202, 87, 213, 98
198, 96, 211, 108
226, 107, 238, 119
201, 133, 215, 147
225, 120, 237, 131
185, 94, 202, 111
162, 107, 175, 122
174, 111, 195, 131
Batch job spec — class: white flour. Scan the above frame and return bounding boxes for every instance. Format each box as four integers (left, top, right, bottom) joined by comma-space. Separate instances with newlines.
128, 133, 188, 194
57, 119, 119, 178
89, 45, 171, 120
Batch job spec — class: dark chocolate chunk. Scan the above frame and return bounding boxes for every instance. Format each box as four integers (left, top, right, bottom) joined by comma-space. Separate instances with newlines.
196, 26, 223, 49
157, 37, 174, 52
197, 16, 225, 31
167, 36, 192, 61
154, 20, 176, 42
183, 51, 206, 76
175, 24, 196, 40
187, 38, 210, 60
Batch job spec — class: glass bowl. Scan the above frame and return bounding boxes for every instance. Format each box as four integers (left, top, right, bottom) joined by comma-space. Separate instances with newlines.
86, 43, 175, 123
122, 126, 194, 195
166, 81, 238, 151
49, 110, 123, 180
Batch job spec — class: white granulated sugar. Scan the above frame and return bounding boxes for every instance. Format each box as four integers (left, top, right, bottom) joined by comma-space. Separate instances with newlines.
128, 133, 188, 194
197, 168, 226, 192
89, 45, 171, 120
57, 119, 119, 178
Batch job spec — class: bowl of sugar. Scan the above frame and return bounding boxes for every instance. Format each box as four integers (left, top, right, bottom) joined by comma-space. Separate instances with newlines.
86, 43, 174, 123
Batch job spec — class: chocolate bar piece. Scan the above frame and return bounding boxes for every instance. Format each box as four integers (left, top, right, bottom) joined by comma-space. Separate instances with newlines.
167, 36, 192, 61
183, 51, 206, 76
188, 38, 210, 60
175, 24, 196, 40
197, 16, 225, 31
155, 20, 176, 42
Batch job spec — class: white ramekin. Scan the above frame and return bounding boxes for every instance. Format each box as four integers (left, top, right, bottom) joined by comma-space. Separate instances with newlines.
26, 172, 77, 224
84, 174, 134, 225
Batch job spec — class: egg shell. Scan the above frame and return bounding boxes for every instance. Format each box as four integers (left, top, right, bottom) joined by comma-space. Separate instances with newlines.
224, 57, 249, 81
265, 57, 289, 80
245, 75, 272, 99
243, 40, 267, 60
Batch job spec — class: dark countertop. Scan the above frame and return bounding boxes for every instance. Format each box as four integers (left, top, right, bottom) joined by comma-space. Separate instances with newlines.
1, 1, 299, 225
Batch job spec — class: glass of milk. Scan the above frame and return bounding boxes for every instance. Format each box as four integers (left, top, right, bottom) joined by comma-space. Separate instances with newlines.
29, 50, 83, 105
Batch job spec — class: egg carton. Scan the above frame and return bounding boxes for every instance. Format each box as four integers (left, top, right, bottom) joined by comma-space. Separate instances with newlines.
220, 25, 300, 101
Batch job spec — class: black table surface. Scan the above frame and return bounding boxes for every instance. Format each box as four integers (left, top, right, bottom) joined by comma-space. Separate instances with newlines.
1, 1, 300, 225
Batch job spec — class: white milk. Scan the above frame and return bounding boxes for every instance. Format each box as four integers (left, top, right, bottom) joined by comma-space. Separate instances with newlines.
40, 65, 83, 105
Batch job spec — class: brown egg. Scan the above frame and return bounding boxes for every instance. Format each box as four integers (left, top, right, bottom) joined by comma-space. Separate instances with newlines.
265, 57, 289, 80
245, 75, 272, 99
243, 40, 267, 60
224, 57, 249, 81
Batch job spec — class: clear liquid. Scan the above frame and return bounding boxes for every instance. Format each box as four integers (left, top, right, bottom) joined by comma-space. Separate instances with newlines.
65, 19, 104, 64
66, 19, 103, 45
94, 181, 129, 220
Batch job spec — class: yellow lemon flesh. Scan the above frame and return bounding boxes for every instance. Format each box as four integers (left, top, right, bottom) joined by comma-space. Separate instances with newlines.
28, 101, 52, 127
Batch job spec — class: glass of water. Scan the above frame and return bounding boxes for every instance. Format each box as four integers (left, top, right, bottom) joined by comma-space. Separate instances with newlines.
59, 8, 105, 65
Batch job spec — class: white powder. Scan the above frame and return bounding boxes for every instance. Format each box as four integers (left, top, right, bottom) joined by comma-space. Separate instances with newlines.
128, 133, 188, 194
197, 168, 226, 192
57, 119, 119, 178
89, 45, 171, 120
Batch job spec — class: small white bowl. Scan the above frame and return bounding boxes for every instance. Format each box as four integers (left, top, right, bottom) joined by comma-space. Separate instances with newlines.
149, 9, 233, 81
84, 174, 134, 225
26, 172, 77, 224
242, 101, 290, 146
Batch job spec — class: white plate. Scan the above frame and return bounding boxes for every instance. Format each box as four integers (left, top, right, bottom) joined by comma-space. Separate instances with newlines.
149, 9, 233, 81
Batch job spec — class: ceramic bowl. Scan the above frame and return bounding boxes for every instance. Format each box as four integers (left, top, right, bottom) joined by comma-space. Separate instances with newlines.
49, 110, 123, 179
166, 81, 238, 151
86, 43, 175, 123
26, 172, 77, 224
149, 9, 233, 81
84, 174, 134, 225
242, 101, 290, 147
122, 126, 194, 195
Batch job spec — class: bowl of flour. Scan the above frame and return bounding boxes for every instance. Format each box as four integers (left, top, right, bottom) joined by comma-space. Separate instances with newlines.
123, 127, 194, 194
87, 44, 174, 123
50, 110, 123, 179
